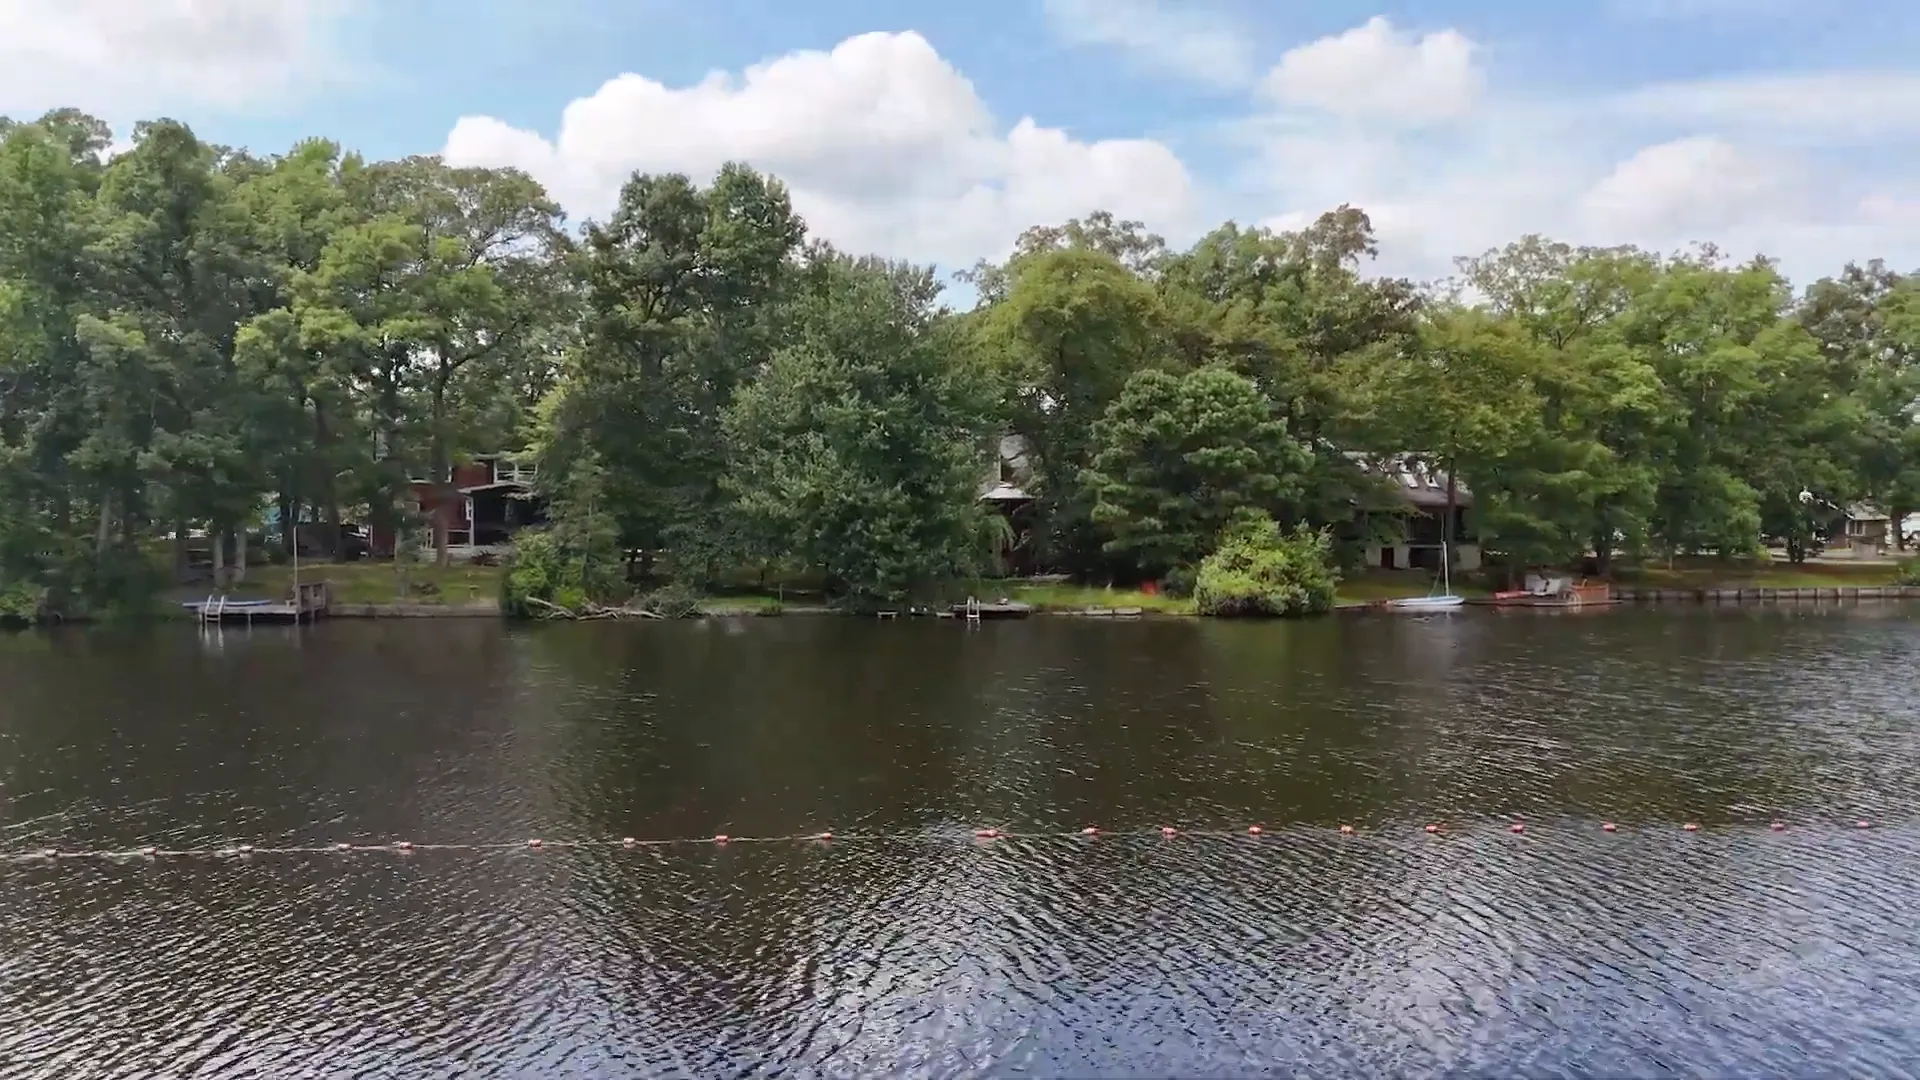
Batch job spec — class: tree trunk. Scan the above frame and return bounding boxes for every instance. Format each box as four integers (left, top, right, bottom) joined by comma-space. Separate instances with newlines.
95, 492, 113, 554
432, 376, 450, 569
277, 493, 295, 557
234, 528, 248, 583
212, 526, 227, 589
1592, 531, 1613, 577
1444, 461, 1459, 573
172, 519, 189, 581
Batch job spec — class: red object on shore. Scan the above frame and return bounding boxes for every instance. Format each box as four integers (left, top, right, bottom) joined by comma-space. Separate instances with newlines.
1140, 581, 1159, 596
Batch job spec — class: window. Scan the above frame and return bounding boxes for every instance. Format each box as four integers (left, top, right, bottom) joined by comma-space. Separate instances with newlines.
491, 459, 538, 485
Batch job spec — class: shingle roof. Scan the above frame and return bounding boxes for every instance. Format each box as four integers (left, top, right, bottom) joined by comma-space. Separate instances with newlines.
1345, 451, 1472, 509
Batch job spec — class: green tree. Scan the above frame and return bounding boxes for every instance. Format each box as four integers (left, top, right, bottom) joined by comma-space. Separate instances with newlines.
1083, 365, 1313, 577
721, 252, 995, 608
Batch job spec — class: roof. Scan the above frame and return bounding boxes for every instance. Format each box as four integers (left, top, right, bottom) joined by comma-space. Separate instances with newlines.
1345, 451, 1472, 509
1847, 502, 1888, 521
457, 481, 537, 495
979, 481, 1032, 502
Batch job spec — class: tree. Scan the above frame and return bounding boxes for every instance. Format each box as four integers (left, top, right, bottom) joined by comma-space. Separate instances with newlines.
540, 164, 804, 581
1083, 366, 1313, 577
721, 252, 996, 607
969, 245, 1169, 576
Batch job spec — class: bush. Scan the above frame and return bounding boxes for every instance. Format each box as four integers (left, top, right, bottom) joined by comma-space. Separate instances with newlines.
1160, 564, 1197, 599
1896, 558, 1920, 587
1194, 518, 1340, 618
501, 529, 624, 618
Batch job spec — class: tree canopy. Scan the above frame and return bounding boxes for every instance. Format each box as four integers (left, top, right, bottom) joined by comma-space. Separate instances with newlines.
2, 108, 1918, 616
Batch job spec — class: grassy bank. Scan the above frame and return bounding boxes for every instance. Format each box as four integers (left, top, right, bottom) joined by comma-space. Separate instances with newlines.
1617, 558, 1901, 590
168, 553, 1912, 619
209, 561, 504, 606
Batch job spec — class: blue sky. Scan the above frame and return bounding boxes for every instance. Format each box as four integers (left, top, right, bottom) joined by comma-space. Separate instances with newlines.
2, 0, 1916, 287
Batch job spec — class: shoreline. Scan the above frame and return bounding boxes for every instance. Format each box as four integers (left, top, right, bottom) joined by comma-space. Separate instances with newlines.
27, 583, 1920, 627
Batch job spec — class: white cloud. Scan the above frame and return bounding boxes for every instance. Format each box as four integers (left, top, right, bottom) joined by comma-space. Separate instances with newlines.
1610, 72, 1920, 144
443, 31, 1197, 272
0, 0, 351, 120
1040, 0, 1255, 89
1237, 18, 1920, 287
1577, 136, 1803, 236
1259, 17, 1482, 125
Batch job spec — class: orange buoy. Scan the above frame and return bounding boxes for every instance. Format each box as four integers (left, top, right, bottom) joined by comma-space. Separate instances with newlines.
1509, 822, 1525, 834
527, 838, 543, 849
816, 831, 833, 842
1425, 824, 1441, 834
1160, 825, 1177, 838
714, 834, 730, 844
1770, 821, 1785, 831
40, 848, 56, 859
1339, 824, 1354, 835
973, 828, 998, 839
1080, 826, 1098, 836
1602, 822, 1617, 832
335, 842, 352, 852
236, 845, 254, 855
622, 837, 636, 847
395, 840, 414, 851
1683, 822, 1699, 832
1248, 825, 1263, 836
141, 846, 158, 857
1857, 819, 1872, 829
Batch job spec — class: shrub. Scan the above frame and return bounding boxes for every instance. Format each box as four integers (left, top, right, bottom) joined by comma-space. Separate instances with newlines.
501, 529, 623, 618
1160, 564, 1197, 599
1194, 518, 1340, 618
1896, 558, 1920, 587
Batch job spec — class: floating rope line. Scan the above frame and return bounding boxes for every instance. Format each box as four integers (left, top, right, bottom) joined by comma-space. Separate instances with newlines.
0, 819, 1891, 865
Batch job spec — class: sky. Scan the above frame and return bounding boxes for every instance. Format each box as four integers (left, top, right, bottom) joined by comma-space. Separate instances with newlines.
1, 0, 1917, 291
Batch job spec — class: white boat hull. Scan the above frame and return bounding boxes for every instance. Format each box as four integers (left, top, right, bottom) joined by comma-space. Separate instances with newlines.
1387, 595, 1466, 612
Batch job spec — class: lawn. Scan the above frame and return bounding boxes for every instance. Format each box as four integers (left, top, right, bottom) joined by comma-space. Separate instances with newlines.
1335, 570, 1490, 604
237, 560, 505, 606
1002, 582, 1196, 614
1617, 557, 1904, 590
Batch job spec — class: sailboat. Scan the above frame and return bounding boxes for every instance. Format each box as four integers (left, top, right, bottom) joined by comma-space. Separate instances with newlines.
1388, 539, 1465, 612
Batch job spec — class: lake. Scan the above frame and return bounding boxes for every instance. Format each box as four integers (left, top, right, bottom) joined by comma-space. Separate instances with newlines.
3, 609, 1920, 1078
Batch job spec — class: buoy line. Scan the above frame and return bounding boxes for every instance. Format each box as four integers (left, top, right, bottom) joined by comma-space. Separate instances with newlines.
0, 818, 1888, 865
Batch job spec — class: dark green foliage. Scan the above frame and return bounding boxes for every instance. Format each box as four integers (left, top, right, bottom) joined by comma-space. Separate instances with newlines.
1083, 366, 1313, 576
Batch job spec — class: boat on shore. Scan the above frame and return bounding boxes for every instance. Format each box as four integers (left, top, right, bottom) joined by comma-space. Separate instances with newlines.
1387, 594, 1466, 612
1386, 541, 1465, 613
1476, 575, 1618, 609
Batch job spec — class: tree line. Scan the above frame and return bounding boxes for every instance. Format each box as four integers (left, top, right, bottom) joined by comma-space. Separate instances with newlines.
3, 110, 1918, 617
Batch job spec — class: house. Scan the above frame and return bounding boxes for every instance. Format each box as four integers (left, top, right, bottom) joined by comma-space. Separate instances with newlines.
1829, 503, 1891, 558
979, 434, 1039, 576
1346, 452, 1481, 571
370, 453, 549, 560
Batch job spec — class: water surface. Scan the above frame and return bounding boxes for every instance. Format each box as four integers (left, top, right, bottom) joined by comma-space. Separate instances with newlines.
3, 609, 1919, 1077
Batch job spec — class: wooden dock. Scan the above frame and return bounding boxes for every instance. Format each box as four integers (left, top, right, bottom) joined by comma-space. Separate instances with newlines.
186, 581, 331, 625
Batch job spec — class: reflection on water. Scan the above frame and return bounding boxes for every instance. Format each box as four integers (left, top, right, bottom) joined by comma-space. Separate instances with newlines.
4, 610, 1920, 1077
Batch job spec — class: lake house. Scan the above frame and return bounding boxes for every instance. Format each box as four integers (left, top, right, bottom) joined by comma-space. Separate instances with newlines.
1347, 452, 1482, 571
371, 453, 548, 559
